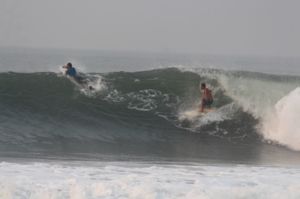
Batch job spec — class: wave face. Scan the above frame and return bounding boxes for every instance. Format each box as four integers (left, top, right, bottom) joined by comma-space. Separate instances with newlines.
0, 68, 300, 162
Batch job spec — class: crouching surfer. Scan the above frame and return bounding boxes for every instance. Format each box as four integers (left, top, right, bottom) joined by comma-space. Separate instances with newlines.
62, 62, 93, 90
199, 83, 213, 112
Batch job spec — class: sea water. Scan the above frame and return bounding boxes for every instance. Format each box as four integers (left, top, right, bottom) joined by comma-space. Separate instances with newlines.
0, 47, 300, 198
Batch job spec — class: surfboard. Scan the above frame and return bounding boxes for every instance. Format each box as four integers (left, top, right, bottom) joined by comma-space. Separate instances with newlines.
68, 76, 85, 88
179, 108, 215, 121
61, 67, 94, 91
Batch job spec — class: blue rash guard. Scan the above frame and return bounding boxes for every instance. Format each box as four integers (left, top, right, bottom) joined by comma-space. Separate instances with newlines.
66, 67, 77, 77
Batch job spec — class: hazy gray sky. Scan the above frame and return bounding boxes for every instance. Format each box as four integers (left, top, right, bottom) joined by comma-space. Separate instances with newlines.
0, 0, 299, 56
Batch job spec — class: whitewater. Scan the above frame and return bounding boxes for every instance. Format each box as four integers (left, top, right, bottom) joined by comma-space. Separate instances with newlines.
1, 161, 300, 199
0, 48, 300, 198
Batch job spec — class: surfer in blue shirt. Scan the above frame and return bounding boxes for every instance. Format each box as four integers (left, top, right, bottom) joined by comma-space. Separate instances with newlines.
63, 62, 77, 77
62, 62, 94, 90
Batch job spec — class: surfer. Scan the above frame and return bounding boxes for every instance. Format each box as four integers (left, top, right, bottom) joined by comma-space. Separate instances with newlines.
63, 62, 77, 78
200, 83, 213, 112
62, 62, 94, 90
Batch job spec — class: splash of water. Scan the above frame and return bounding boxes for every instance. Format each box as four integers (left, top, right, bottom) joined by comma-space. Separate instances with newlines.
262, 87, 300, 150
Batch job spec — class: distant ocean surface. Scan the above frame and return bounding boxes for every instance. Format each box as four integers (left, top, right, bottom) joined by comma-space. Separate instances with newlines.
0, 47, 300, 198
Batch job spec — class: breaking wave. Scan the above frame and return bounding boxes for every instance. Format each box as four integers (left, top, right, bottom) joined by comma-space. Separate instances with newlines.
0, 67, 299, 157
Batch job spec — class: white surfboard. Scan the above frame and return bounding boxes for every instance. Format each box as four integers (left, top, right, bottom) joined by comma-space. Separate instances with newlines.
179, 108, 215, 121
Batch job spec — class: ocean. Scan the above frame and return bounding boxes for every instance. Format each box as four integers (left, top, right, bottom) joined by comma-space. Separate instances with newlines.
0, 47, 300, 198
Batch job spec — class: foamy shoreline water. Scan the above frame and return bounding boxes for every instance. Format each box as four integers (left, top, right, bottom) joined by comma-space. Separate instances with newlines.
0, 160, 299, 199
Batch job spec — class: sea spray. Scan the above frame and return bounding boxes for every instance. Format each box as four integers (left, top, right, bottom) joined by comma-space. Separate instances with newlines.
262, 88, 300, 150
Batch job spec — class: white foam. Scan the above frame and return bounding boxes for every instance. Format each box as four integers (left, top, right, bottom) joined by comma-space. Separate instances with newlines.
262, 88, 300, 150
104, 89, 126, 103
0, 161, 300, 199
127, 89, 163, 111
85, 74, 106, 92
